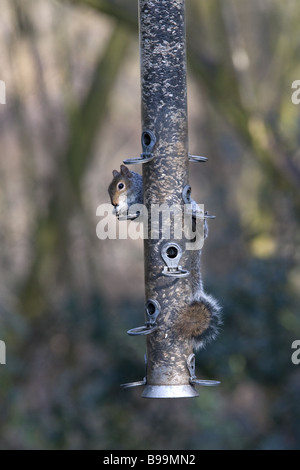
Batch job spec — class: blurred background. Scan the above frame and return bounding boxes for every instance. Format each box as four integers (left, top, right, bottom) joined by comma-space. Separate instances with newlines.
0, 0, 300, 450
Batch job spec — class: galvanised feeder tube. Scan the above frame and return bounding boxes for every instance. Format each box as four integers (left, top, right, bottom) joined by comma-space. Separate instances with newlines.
140, 0, 197, 398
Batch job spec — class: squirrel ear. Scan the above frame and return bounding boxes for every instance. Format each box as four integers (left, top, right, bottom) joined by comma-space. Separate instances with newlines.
120, 164, 132, 178
112, 169, 119, 177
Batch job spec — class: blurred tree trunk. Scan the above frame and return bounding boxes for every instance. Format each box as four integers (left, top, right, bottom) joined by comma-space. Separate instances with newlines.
19, 23, 132, 317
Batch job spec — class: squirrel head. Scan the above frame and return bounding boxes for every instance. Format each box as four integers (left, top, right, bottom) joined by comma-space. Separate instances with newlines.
108, 164, 134, 215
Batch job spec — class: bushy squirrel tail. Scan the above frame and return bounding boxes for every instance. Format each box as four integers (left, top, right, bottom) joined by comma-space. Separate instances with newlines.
175, 291, 222, 351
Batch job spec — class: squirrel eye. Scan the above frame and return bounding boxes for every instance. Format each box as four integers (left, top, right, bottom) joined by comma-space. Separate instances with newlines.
118, 182, 124, 190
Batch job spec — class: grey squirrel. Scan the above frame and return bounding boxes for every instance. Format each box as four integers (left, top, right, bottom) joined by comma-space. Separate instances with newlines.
108, 164, 222, 350
108, 165, 143, 218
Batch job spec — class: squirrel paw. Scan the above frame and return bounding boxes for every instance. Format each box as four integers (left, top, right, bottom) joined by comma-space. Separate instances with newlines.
175, 292, 222, 351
